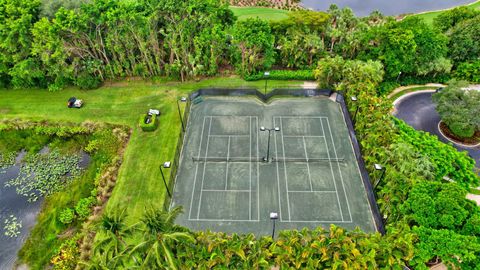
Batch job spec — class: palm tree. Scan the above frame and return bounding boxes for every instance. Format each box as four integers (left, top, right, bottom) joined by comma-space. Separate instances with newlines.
93, 207, 134, 262
129, 206, 194, 269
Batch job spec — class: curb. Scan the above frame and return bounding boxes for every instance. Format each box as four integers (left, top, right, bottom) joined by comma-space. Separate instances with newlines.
437, 121, 480, 148
391, 90, 437, 115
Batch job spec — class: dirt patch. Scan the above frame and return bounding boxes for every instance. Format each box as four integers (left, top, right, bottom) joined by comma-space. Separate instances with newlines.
439, 122, 480, 146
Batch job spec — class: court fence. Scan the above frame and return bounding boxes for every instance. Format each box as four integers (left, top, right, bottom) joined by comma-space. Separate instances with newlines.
162, 97, 191, 210
165, 88, 385, 234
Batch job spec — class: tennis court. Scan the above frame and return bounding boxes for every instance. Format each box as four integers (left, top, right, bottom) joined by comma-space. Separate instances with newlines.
171, 96, 378, 235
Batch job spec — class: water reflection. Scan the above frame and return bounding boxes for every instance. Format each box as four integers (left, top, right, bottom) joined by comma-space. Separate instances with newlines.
301, 0, 477, 16
0, 151, 90, 270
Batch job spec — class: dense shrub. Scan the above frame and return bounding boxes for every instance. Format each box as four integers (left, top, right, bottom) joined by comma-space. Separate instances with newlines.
75, 197, 95, 220
244, 70, 314, 81
74, 73, 101, 90
449, 122, 476, 138
454, 61, 480, 83
59, 208, 75, 224
139, 114, 158, 132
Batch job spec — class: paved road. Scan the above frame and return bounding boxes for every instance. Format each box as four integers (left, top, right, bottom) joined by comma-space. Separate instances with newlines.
394, 91, 480, 171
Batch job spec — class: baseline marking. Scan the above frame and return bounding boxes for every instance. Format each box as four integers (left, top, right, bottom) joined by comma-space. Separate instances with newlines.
225, 136, 231, 190
326, 118, 353, 222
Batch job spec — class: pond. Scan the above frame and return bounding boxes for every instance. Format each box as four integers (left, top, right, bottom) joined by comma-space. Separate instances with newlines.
0, 151, 90, 270
301, 0, 477, 16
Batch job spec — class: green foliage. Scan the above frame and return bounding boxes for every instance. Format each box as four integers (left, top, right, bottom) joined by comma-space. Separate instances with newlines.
433, 6, 480, 32
395, 119, 478, 187
411, 227, 480, 269
231, 18, 275, 75
74, 196, 95, 220
59, 208, 75, 224
433, 80, 480, 138
74, 72, 101, 90
3, 214, 22, 237
448, 15, 480, 64
50, 234, 81, 270
139, 114, 158, 132
244, 69, 314, 81
4, 151, 82, 202
454, 61, 480, 83
0, 0, 42, 87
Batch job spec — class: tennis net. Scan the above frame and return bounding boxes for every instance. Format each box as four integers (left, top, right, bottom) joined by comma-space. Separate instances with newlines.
191, 156, 344, 163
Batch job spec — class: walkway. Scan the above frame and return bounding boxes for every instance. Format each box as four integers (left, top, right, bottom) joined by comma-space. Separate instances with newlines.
393, 91, 480, 172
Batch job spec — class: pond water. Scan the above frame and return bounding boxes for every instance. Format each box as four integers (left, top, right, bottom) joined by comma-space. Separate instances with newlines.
301, 0, 477, 16
0, 151, 90, 270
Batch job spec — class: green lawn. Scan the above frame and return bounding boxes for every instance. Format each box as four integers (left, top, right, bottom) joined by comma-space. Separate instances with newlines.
0, 77, 302, 225
410, 0, 480, 24
230, 6, 290, 21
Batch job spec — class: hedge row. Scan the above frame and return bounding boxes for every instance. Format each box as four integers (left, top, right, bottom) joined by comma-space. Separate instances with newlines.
139, 114, 158, 132
244, 70, 315, 81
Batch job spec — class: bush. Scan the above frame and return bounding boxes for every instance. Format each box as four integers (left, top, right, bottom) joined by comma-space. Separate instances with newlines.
59, 208, 75, 224
454, 61, 480, 83
75, 73, 101, 90
139, 114, 158, 132
75, 197, 95, 220
244, 70, 315, 81
378, 81, 400, 96
448, 122, 476, 139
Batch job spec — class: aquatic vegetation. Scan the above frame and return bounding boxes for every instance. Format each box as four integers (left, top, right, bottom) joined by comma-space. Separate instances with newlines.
0, 152, 16, 173
5, 151, 82, 202
3, 215, 22, 238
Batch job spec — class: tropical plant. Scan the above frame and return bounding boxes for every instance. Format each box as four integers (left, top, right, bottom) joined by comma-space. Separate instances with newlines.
59, 208, 75, 224
129, 206, 194, 269
433, 80, 480, 138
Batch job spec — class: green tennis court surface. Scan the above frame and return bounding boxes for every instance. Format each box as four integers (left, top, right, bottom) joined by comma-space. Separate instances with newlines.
171, 96, 377, 235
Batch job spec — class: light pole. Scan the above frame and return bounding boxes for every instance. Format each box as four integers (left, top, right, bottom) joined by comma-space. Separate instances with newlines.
396, 71, 402, 83
374, 163, 386, 190
160, 161, 172, 198
260, 126, 280, 162
350, 96, 359, 125
264, 72, 270, 96
177, 97, 188, 132
270, 212, 279, 238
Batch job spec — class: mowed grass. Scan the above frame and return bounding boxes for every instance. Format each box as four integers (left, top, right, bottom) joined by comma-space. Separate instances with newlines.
410, 0, 480, 24
230, 6, 290, 21
0, 77, 302, 225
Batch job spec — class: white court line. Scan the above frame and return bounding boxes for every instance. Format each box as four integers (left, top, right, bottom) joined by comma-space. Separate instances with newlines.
320, 118, 344, 222
209, 135, 250, 137
326, 118, 353, 222
188, 117, 207, 219
188, 218, 260, 222
225, 136, 231, 190
249, 117, 252, 220
281, 220, 353, 223
277, 116, 328, 119
303, 136, 313, 191
288, 190, 337, 193
196, 116, 213, 220
283, 135, 325, 138
255, 116, 260, 221
278, 117, 292, 221
203, 189, 251, 192
273, 118, 283, 222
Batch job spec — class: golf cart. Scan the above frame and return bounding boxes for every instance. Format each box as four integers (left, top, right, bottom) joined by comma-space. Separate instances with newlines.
67, 97, 83, 108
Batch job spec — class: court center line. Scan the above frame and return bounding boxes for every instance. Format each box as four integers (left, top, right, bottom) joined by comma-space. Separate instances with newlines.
320, 118, 345, 222
303, 136, 313, 191
225, 136, 231, 190
326, 118, 353, 222
188, 116, 207, 220
196, 116, 213, 220
279, 117, 292, 221
273, 117, 283, 222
